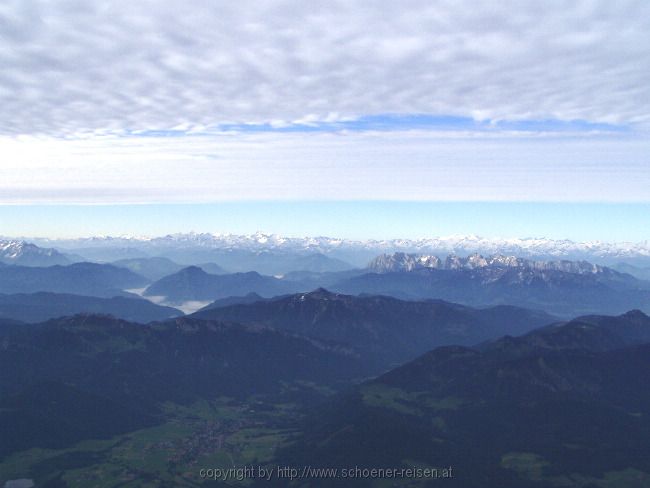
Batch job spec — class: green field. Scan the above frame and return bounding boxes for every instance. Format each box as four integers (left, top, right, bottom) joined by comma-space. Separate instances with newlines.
0, 398, 300, 487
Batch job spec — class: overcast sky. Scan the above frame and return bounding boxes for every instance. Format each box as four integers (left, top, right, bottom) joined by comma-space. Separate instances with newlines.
0, 1, 649, 238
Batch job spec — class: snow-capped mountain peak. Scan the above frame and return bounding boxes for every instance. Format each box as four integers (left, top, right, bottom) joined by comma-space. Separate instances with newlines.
367, 252, 611, 275
9, 233, 650, 268
0, 240, 71, 266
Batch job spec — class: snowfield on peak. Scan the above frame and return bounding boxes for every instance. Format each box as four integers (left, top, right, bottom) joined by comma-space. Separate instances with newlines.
367, 252, 612, 275
0, 240, 71, 266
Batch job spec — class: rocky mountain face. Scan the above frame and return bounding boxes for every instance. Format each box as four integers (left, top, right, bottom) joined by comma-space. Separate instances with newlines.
0, 240, 71, 267
368, 251, 620, 275
333, 254, 650, 317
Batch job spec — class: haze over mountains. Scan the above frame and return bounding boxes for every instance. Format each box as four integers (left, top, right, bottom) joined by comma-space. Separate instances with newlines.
345, 252, 650, 316
0, 240, 73, 267
11, 232, 650, 269
192, 289, 556, 368
2, 303, 650, 486
1, 237, 650, 319
2, 234, 650, 486
111, 257, 226, 281
143, 266, 300, 305
0, 314, 371, 459
0, 262, 148, 298
3, 0, 648, 484
0, 234, 650, 488
0, 292, 181, 324
282, 310, 650, 487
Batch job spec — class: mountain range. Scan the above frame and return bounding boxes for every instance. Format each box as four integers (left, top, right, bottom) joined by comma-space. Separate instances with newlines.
2, 286, 650, 487
367, 252, 630, 275
334, 253, 650, 316
130, 253, 650, 317
23, 232, 650, 267
0, 314, 370, 459
280, 310, 650, 487
4, 235, 650, 486
0, 292, 182, 323
613, 262, 650, 281
3, 242, 647, 319
143, 266, 301, 304
111, 257, 225, 281
196, 291, 271, 310
0, 240, 73, 267
192, 289, 556, 368
0, 262, 149, 298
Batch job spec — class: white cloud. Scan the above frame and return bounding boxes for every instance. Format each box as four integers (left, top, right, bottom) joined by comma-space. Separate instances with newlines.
1, 130, 648, 203
1, 1, 648, 205
0, 0, 649, 135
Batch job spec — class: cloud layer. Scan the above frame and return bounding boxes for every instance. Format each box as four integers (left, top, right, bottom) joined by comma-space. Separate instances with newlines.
1, 0, 649, 135
1, 130, 648, 203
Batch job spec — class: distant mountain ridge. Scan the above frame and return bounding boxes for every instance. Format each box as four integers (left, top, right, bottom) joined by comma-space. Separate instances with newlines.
0, 292, 182, 323
195, 292, 270, 311
0, 240, 71, 267
192, 289, 557, 368
367, 252, 617, 274
0, 262, 149, 297
334, 254, 650, 317
22, 232, 650, 266
143, 266, 300, 304
613, 262, 650, 280
111, 257, 225, 281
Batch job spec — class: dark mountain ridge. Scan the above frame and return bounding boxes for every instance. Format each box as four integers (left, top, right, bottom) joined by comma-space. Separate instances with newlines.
0, 262, 149, 297
480, 309, 650, 357
333, 254, 650, 316
192, 289, 557, 368
195, 292, 271, 311
0, 292, 182, 323
111, 256, 226, 281
281, 310, 650, 487
0, 313, 371, 458
143, 266, 300, 304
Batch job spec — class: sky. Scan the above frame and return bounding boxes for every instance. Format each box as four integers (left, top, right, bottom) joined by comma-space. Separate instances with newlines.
2, 202, 650, 242
0, 1, 649, 240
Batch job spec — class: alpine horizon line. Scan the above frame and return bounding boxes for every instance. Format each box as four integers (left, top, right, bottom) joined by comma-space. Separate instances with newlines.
3, 232, 649, 256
